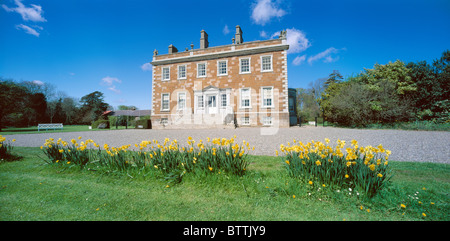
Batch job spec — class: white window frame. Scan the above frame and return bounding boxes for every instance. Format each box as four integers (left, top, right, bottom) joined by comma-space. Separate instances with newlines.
261, 55, 273, 72
261, 86, 274, 108
239, 57, 251, 74
178, 65, 186, 80
241, 117, 250, 125
161, 93, 170, 111
162, 67, 170, 81
240, 88, 251, 109
217, 60, 228, 76
177, 92, 186, 110
262, 116, 273, 126
220, 93, 227, 108
197, 95, 204, 109
197, 62, 206, 78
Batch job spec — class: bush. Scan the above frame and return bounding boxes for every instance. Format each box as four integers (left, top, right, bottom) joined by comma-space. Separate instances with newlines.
92, 119, 110, 129
279, 138, 393, 198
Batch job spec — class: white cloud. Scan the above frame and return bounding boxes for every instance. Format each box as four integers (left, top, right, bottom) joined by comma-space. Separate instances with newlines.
251, 0, 286, 26
223, 24, 230, 35
259, 30, 268, 38
101, 76, 122, 86
2, 0, 46, 22
15, 24, 40, 37
274, 28, 310, 54
307, 47, 345, 65
108, 86, 121, 94
140, 63, 152, 72
101, 76, 122, 94
292, 55, 306, 66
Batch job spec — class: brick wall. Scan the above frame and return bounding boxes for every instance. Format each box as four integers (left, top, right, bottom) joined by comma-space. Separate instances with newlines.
150, 37, 289, 128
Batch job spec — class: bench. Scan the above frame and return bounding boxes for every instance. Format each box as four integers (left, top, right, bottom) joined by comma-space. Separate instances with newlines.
38, 123, 63, 132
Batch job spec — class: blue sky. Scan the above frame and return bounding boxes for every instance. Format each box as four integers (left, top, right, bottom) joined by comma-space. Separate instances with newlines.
1, 0, 449, 110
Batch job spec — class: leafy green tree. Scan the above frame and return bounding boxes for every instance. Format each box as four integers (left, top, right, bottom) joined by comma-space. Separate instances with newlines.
324, 70, 343, 88
0, 79, 28, 131
79, 91, 109, 124
406, 50, 450, 121
296, 87, 321, 122
356, 60, 416, 96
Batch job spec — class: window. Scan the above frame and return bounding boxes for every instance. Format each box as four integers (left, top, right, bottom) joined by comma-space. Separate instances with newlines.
177, 92, 186, 110
240, 88, 251, 108
160, 118, 168, 125
162, 67, 170, 81
217, 60, 227, 76
197, 96, 204, 108
261, 55, 272, 72
241, 117, 250, 125
262, 87, 273, 107
221, 94, 227, 107
262, 116, 272, 126
197, 63, 206, 77
240, 58, 250, 74
178, 65, 186, 79
161, 93, 170, 111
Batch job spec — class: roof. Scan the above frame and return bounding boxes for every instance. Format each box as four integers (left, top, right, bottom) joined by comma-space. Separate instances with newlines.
103, 110, 152, 116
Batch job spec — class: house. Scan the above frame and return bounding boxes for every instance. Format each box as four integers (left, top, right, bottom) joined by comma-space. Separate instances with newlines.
149, 25, 296, 129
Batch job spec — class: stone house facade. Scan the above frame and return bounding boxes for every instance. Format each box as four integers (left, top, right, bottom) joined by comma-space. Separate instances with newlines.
150, 26, 295, 129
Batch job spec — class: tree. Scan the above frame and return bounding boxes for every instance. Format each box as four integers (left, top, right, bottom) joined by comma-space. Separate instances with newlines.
356, 60, 416, 96
79, 91, 109, 124
61, 97, 79, 124
324, 70, 343, 88
406, 50, 449, 121
0, 79, 28, 131
296, 87, 321, 122
26, 92, 47, 125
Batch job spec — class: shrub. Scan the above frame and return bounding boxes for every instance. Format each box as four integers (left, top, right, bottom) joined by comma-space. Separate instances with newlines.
92, 119, 110, 129
280, 138, 393, 198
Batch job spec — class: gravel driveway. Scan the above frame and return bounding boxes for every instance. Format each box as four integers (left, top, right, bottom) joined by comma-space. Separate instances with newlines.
6, 126, 450, 163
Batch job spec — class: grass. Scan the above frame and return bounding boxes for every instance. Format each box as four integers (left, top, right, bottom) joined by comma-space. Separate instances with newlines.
0, 125, 134, 135
0, 147, 449, 221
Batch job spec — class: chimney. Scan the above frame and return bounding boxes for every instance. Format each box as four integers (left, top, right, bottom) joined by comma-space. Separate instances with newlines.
168, 44, 178, 54
200, 30, 209, 49
235, 25, 243, 44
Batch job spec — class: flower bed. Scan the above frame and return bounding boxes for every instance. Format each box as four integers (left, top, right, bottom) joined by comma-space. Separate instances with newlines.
41, 136, 252, 184
0, 135, 20, 162
279, 138, 393, 197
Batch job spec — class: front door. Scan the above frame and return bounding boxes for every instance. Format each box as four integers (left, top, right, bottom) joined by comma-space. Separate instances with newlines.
206, 95, 217, 114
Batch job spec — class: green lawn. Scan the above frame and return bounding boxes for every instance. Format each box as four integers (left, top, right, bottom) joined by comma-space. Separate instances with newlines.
0, 147, 448, 221
0, 125, 133, 135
